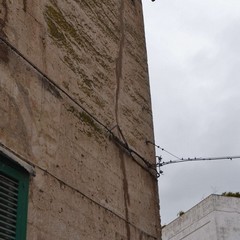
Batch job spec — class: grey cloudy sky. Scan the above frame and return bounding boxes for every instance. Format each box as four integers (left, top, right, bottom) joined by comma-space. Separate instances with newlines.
142, 0, 240, 224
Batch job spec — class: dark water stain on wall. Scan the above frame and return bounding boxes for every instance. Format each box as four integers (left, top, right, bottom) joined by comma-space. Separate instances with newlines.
119, 149, 131, 240
0, 0, 8, 38
41, 76, 62, 99
0, 87, 32, 155
0, 41, 9, 63
115, 0, 125, 126
23, 0, 27, 12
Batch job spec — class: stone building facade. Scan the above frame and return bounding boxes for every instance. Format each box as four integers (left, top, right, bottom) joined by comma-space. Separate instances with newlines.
0, 0, 161, 239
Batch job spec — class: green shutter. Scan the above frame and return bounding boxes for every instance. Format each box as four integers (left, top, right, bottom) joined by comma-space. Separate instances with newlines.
0, 155, 29, 240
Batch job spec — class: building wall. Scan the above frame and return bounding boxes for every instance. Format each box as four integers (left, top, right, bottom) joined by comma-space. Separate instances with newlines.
0, 0, 161, 239
162, 195, 240, 240
214, 195, 240, 240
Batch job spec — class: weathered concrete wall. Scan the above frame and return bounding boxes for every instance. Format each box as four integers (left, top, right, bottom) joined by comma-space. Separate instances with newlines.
0, 0, 161, 239
214, 195, 240, 240
162, 195, 240, 240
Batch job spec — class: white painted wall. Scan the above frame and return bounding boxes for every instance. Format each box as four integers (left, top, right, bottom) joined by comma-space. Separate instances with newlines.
163, 194, 240, 240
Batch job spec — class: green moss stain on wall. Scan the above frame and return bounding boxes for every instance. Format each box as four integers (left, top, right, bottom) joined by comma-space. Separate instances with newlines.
45, 5, 82, 48
73, 0, 119, 43
44, 2, 110, 111
67, 106, 103, 137
44, 2, 113, 69
44, 4, 83, 72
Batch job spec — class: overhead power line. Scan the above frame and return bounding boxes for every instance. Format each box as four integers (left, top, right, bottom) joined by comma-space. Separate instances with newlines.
146, 140, 181, 160
154, 155, 240, 176
148, 140, 240, 175
160, 156, 240, 166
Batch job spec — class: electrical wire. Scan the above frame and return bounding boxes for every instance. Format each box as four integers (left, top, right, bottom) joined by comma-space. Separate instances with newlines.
161, 156, 240, 166
147, 140, 240, 175
146, 140, 181, 160
0, 37, 159, 178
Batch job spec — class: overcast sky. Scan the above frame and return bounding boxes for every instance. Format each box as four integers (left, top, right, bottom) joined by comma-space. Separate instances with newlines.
142, 0, 240, 224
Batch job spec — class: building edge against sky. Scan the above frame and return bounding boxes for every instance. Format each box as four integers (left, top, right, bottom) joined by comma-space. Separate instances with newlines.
163, 194, 240, 240
0, 0, 161, 239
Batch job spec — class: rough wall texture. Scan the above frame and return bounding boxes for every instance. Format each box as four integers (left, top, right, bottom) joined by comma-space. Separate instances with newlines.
0, 0, 161, 239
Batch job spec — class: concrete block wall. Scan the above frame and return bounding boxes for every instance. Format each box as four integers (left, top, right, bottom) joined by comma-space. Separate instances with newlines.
0, 0, 161, 239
